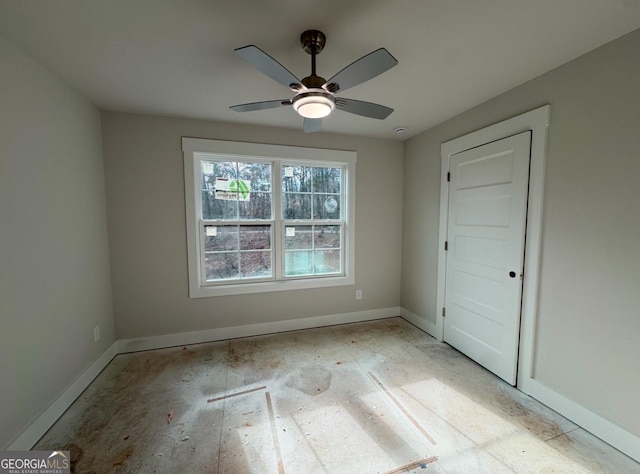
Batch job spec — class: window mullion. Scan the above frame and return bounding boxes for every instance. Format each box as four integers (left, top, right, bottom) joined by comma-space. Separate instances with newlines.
235, 222, 241, 277
196, 159, 207, 286
199, 221, 207, 285
273, 161, 283, 279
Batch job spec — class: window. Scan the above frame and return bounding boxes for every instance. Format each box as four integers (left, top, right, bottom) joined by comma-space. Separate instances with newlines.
183, 138, 356, 297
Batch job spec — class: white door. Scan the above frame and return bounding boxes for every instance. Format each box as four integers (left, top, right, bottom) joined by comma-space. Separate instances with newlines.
444, 131, 531, 385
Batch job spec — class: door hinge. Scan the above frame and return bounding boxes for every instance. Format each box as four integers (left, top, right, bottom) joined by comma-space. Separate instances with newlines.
442, 307, 446, 317
447, 172, 450, 182
444, 241, 448, 251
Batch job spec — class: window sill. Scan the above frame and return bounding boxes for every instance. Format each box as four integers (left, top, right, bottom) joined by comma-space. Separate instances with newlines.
189, 274, 354, 298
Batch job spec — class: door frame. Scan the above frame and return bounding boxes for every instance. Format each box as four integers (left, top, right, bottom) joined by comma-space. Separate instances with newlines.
436, 105, 550, 389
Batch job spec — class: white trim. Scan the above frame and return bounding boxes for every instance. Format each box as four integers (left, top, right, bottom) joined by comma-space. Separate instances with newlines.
188, 273, 355, 297
523, 378, 640, 462
437, 105, 550, 385
9, 304, 640, 462
400, 307, 437, 338
117, 307, 400, 353
7, 342, 118, 450
7, 308, 398, 450
433, 106, 640, 461
435, 138, 451, 342
182, 138, 356, 298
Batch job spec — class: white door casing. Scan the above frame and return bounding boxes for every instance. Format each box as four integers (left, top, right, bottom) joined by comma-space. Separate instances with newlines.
444, 131, 531, 385
436, 105, 549, 392
436, 106, 640, 461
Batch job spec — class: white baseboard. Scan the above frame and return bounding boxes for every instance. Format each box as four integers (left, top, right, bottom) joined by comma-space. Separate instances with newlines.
10, 306, 639, 465
520, 377, 640, 462
8, 342, 118, 451
9, 308, 399, 450
117, 307, 401, 353
401, 307, 640, 462
400, 307, 438, 339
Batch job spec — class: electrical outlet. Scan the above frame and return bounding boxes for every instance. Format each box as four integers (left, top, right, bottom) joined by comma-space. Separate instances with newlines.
356, 290, 363, 300
94, 325, 101, 342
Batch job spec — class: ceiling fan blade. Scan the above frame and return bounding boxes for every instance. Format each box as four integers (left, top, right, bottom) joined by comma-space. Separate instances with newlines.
303, 118, 323, 133
324, 48, 397, 93
230, 99, 291, 112
235, 45, 303, 91
335, 98, 393, 119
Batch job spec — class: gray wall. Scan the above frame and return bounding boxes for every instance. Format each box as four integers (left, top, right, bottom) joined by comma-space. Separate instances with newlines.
0, 37, 114, 448
401, 29, 640, 437
101, 112, 403, 340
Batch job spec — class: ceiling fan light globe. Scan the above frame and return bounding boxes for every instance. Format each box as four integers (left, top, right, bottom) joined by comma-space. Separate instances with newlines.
292, 91, 335, 119
297, 101, 332, 119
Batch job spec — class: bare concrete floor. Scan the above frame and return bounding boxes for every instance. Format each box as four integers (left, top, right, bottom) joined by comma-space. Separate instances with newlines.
36, 318, 639, 473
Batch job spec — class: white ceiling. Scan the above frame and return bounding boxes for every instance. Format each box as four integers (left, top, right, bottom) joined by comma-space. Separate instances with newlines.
2, 0, 640, 140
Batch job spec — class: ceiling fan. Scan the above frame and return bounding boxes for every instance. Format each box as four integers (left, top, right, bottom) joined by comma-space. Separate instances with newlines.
230, 30, 398, 133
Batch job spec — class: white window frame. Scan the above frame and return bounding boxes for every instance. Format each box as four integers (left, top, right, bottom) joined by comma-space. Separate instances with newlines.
182, 138, 356, 298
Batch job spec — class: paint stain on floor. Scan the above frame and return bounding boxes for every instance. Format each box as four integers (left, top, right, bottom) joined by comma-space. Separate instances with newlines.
112, 445, 134, 467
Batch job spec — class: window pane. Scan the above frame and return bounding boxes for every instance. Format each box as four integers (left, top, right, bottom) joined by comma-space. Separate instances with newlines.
240, 251, 271, 278
314, 194, 341, 219
205, 252, 239, 281
283, 165, 342, 221
239, 162, 271, 192
314, 226, 341, 248
202, 190, 238, 220
314, 250, 341, 274
201, 160, 237, 190
238, 162, 272, 220
212, 161, 238, 180
312, 167, 341, 193
283, 193, 311, 220
285, 225, 312, 249
239, 226, 271, 250
204, 226, 272, 281
285, 251, 313, 276
205, 161, 239, 220
239, 192, 272, 219
204, 225, 238, 251
282, 165, 312, 192
202, 160, 273, 220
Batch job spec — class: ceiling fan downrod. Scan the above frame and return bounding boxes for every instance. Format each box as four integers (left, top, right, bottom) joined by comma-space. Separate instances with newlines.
300, 30, 326, 88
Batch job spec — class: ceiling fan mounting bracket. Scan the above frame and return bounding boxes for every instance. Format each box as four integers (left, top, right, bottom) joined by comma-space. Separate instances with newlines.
301, 30, 326, 55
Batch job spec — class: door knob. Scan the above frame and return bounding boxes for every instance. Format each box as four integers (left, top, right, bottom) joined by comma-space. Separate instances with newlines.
509, 271, 516, 278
